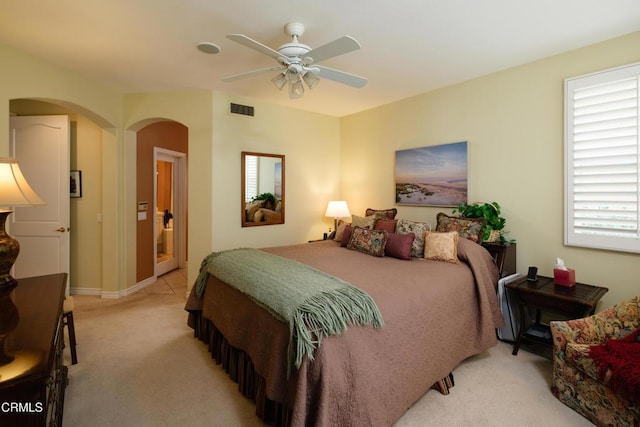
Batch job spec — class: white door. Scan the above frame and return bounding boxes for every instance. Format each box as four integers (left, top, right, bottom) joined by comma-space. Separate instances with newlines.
9, 116, 70, 285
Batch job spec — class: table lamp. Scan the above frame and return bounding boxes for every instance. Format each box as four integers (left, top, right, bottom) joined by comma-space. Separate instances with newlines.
324, 200, 351, 232
0, 157, 45, 366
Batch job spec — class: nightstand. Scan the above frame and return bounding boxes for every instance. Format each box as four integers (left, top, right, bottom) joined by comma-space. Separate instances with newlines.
483, 242, 516, 277
506, 275, 608, 356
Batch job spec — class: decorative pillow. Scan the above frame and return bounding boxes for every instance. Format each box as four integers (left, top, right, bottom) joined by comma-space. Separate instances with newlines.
374, 219, 397, 234
435, 212, 485, 243
333, 219, 350, 242
396, 219, 432, 258
384, 232, 415, 260
346, 227, 388, 257
260, 209, 281, 222
351, 214, 376, 230
253, 209, 264, 222
424, 231, 459, 263
365, 208, 398, 220
246, 200, 264, 221
340, 225, 353, 247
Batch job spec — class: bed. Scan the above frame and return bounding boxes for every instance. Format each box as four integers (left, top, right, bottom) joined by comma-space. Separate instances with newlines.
185, 236, 503, 426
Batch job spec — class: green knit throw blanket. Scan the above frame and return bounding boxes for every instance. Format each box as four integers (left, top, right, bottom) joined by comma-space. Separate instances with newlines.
195, 248, 384, 372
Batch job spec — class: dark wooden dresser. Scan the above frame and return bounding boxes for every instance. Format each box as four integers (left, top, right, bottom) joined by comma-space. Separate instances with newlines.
0, 273, 68, 426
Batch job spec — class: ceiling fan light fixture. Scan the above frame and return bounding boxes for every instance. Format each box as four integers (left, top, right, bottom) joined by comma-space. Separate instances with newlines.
222, 22, 367, 99
302, 71, 319, 89
271, 72, 287, 90
286, 69, 298, 83
289, 78, 304, 99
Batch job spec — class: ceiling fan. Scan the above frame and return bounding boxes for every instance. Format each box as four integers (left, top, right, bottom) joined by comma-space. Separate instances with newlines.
221, 22, 367, 99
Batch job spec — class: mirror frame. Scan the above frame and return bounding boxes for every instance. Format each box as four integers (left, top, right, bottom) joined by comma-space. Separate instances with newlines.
241, 151, 285, 227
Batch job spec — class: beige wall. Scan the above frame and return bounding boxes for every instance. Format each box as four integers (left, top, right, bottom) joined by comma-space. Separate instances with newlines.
210, 92, 342, 251
124, 91, 214, 291
2, 43, 122, 296
341, 32, 640, 308
3, 31, 639, 304
71, 115, 104, 292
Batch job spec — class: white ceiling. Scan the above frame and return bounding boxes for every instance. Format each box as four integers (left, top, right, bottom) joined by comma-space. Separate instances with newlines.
1, 0, 639, 117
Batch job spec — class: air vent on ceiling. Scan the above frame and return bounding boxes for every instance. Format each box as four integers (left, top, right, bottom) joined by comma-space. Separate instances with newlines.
229, 103, 254, 117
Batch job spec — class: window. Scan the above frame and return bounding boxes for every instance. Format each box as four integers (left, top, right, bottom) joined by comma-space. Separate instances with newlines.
245, 155, 258, 202
565, 62, 640, 253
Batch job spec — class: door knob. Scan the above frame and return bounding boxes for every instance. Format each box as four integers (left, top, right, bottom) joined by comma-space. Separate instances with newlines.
55, 227, 69, 233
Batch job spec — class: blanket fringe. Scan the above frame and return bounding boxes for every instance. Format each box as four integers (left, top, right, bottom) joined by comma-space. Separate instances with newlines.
291, 287, 384, 370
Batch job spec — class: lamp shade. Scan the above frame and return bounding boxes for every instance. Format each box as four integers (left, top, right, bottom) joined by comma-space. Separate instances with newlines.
0, 157, 45, 208
324, 201, 351, 218
0, 157, 44, 366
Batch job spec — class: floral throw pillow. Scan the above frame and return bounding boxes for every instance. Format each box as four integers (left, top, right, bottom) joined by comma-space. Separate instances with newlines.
435, 212, 485, 243
396, 219, 431, 257
365, 208, 398, 220
351, 214, 376, 229
346, 227, 389, 257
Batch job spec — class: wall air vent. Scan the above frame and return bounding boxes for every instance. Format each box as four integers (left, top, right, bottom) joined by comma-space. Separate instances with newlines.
229, 103, 254, 117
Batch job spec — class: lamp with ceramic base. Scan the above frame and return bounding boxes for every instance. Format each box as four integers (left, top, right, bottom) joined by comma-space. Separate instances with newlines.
324, 200, 351, 235
0, 157, 45, 366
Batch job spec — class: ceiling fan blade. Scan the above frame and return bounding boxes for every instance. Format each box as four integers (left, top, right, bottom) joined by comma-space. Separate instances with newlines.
226, 34, 283, 60
221, 66, 284, 82
304, 36, 361, 64
316, 66, 368, 88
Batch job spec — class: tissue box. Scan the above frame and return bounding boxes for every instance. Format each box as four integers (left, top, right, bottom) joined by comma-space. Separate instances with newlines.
554, 268, 575, 287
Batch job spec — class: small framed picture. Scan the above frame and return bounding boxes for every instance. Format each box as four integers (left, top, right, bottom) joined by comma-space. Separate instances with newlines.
70, 170, 82, 198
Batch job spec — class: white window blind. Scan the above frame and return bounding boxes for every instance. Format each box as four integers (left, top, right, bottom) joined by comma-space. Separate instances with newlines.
245, 155, 258, 202
565, 63, 640, 253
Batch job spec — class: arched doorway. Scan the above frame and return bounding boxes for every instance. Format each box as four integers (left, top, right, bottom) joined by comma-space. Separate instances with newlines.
133, 120, 188, 285
8, 98, 116, 296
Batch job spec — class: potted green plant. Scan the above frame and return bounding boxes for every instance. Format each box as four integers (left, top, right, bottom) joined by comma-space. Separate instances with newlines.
253, 192, 277, 210
452, 201, 510, 244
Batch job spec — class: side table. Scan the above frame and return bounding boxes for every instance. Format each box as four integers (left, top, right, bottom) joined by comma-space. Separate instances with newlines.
505, 275, 608, 356
483, 243, 516, 277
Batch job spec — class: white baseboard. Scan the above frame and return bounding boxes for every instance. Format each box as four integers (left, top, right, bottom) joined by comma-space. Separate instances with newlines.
70, 287, 102, 296
70, 276, 158, 299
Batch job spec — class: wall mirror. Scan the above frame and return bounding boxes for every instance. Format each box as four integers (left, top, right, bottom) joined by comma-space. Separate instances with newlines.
241, 151, 285, 227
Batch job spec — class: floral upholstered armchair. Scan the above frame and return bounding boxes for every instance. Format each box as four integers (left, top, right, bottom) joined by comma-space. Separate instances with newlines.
549, 296, 640, 427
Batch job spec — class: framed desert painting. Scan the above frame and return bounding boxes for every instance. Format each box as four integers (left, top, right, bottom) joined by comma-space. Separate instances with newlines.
395, 141, 468, 207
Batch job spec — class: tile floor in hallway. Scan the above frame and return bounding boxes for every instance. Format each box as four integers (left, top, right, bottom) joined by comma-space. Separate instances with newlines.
143, 267, 188, 295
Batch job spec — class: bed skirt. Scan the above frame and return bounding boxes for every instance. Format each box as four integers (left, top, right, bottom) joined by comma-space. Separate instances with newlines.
189, 310, 291, 425
188, 310, 455, 426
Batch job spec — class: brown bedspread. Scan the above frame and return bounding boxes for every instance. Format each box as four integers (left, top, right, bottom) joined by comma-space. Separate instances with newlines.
186, 237, 502, 426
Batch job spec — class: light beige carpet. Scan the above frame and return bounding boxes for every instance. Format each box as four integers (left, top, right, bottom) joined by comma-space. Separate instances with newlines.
62, 269, 593, 426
